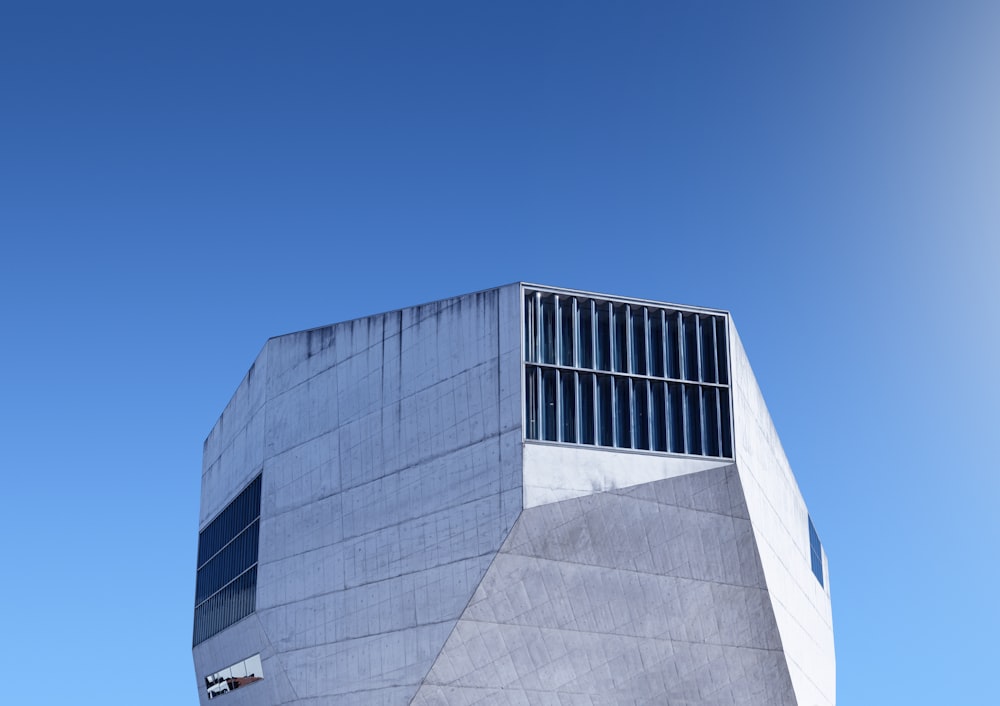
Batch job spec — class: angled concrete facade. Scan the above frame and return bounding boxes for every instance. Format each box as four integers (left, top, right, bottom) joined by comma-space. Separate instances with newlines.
192, 284, 834, 705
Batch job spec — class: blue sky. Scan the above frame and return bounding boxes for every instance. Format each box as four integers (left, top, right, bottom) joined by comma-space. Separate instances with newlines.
1, 2, 997, 704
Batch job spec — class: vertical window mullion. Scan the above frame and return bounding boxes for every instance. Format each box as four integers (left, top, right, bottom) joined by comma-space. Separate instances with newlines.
571, 297, 579, 367
709, 316, 720, 383
625, 304, 633, 375
554, 295, 562, 369
715, 386, 724, 457
642, 307, 650, 376
536, 364, 543, 440
574, 370, 581, 443
694, 315, 703, 381
676, 313, 684, 380
681, 382, 690, 453
610, 373, 618, 446
647, 378, 654, 450
555, 368, 562, 441
591, 300, 597, 368
534, 293, 542, 366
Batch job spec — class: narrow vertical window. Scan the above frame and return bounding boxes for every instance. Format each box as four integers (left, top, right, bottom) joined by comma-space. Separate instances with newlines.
649, 310, 665, 378
700, 315, 718, 383
578, 300, 594, 369
715, 316, 729, 385
559, 297, 575, 366
540, 294, 556, 365
525, 366, 539, 439
596, 303, 612, 371
597, 375, 614, 446
650, 381, 666, 451
683, 313, 700, 381
631, 307, 648, 376
719, 388, 733, 457
541, 367, 557, 441
579, 372, 595, 444
613, 304, 629, 373
685, 384, 702, 455
702, 386, 720, 457
560, 371, 577, 443
524, 293, 538, 363
632, 378, 649, 450
668, 382, 685, 453
666, 312, 681, 379
809, 516, 825, 587
615, 377, 631, 448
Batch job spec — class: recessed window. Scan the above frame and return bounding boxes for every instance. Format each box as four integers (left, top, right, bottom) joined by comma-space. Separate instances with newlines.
193, 475, 262, 646
524, 289, 734, 460
204, 653, 263, 699
809, 515, 824, 587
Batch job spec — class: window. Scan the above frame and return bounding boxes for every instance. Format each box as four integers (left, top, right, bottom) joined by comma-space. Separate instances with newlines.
204, 653, 264, 700
193, 475, 262, 646
809, 515, 824, 587
523, 288, 733, 459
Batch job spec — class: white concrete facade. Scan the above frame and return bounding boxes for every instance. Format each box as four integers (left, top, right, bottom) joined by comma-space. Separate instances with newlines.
192, 283, 834, 705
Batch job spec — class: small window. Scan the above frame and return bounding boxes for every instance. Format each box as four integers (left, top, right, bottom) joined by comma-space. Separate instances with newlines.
204, 654, 264, 700
809, 516, 824, 587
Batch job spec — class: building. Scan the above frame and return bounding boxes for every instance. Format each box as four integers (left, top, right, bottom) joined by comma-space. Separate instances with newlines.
192, 283, 835, 705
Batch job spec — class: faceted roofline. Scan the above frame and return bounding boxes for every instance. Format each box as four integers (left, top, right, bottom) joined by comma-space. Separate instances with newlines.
262, 282, 732, 343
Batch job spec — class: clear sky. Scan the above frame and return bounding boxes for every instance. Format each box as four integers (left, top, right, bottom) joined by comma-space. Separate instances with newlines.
1, 2, 997, 704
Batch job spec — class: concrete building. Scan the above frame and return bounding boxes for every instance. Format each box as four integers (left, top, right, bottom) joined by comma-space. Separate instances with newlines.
192, 283, 835, 705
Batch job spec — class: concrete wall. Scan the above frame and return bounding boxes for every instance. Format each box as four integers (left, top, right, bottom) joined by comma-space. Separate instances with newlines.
193, 284, 523, 705
729, 321, 836, 706
413, 464, 796, 705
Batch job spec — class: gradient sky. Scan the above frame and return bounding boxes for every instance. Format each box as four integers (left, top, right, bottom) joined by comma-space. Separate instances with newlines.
1, 2, 997, 704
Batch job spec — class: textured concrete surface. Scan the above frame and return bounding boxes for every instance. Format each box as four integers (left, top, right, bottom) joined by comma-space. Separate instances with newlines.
193, 285, 524, 705
412, 465, 795, 705
193, 284, 834, 705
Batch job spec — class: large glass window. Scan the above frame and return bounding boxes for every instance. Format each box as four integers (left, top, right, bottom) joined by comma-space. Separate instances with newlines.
194, 475, 262, 646
523, 288, 733, 459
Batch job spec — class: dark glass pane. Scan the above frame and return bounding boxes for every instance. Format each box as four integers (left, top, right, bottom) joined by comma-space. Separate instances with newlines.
615, 377, 631, 448
597, 375, 614, 446
560, 372, 576, 443
685, 385, 702, 454
668, 383, 685, 453
650, 381, 666, 452
719, 388, 733, 457
596, 304, 611, 371
632, 379, 649, 450
666, 312, 681, 379
715, 316, 729, 384
524, 366, 539, 439
613, 305, 628, 373
631, 308, 647, 375
809, 516, 820, 549
559, 298, 575, 366
541, 367, 557, 441
811, 547, 824, 587
540, 294, 556, 365
700, 315, 718, 383
578, 301, 594, 369
198, 476, 262, 569
702, 387, 720, 457
649, 311, 665, 378
683, 313, 700, 381
579, 373, 595, 445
